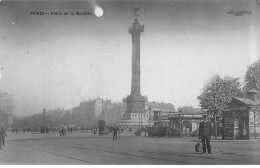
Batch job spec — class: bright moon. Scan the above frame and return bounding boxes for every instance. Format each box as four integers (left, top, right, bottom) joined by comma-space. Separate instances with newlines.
94, 7, 103, 17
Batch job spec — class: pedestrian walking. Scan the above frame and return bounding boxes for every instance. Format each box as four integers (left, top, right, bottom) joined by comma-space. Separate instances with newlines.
63, 123, 68, 136
198, 114, 212, 154
0, 127, 7, 150
59, 128, 64, 136
112, 124, 119, 141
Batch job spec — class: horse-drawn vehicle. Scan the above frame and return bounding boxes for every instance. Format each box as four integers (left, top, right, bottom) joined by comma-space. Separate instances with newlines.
135, 129, 141, 136
98, 120, 113, 135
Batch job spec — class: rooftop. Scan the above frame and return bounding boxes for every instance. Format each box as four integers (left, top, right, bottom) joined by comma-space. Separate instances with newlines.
248, 89, 259, 93
233, 97, 259, 106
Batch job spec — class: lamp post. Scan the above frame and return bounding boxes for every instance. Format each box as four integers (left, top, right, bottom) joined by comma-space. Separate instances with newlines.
179, 110, 182, 138
259, 58, 260, 139
141, 114, 142, 131
148, 106, 152, 127
254, 111, 256, 139
43, 108, 46, 133
139, 115, 141, 131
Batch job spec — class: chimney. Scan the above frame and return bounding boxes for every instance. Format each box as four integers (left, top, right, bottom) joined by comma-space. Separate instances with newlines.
247, 89, 259, 101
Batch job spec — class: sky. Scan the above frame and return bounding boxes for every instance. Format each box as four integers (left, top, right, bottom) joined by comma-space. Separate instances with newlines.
0, 0, 259, 116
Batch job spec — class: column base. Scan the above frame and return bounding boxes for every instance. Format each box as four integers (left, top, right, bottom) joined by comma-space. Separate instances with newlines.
126, 93, 146, 114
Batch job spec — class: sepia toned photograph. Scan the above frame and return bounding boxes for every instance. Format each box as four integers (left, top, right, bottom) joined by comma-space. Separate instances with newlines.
0, 0, 259, 165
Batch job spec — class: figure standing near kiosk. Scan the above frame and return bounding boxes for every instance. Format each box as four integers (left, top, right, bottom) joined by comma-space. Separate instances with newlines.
199, 114, 212, 154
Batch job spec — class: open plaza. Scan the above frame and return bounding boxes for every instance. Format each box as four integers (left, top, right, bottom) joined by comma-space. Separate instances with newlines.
0, 131, 260, 165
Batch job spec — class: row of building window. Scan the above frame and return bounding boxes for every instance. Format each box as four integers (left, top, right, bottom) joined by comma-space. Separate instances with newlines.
124, 114, 149, 118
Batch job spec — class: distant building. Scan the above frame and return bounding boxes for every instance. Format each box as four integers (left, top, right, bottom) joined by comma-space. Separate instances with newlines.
71, 97, 177, 129
101, 101, 126, 126
148, 101, 176, 120
71, 98, 126, 128
147, 101, 176, 113
95, 98, 103, 118
0, 92, 14, 130
71, 99, 96, 128
118, 99, 176, 128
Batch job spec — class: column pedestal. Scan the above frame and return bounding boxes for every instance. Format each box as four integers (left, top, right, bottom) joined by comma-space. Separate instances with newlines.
126, 93, 146, 114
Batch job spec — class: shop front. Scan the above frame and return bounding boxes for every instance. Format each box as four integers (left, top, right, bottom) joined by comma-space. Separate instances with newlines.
222, 108, 249, 140
168, 113, 204, 136
223, 95, 260, 140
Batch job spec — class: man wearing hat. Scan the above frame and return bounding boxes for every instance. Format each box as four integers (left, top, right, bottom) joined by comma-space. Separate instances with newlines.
199, 114, 212, 154
112, 124, 119, 141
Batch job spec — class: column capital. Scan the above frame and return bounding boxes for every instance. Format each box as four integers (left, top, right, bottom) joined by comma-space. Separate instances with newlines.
128, 22, 144, 41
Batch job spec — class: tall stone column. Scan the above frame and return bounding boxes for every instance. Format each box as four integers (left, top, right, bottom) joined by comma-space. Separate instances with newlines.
126, 17, 146, 114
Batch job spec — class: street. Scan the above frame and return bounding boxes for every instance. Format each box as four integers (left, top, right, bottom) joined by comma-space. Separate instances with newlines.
0, 131, 260, 165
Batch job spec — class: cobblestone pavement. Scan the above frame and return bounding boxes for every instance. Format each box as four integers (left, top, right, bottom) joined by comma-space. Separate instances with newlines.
0, 131, 259, 165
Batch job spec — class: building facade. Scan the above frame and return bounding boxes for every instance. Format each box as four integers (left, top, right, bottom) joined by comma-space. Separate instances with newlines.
71, 99, 96, 128
0, 92, 14, 130
71, 98, 126, 128
119, 100, 176, 129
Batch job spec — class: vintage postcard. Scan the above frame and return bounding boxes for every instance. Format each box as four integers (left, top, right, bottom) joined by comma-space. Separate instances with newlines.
0, 0, 259, 165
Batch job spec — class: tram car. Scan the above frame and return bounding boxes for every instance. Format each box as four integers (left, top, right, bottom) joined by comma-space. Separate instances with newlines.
147, 126, 167, 137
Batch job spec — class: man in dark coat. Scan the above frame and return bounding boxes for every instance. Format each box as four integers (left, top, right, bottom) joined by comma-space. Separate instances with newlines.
199, 114, 212, 154
112, 124, 119, 141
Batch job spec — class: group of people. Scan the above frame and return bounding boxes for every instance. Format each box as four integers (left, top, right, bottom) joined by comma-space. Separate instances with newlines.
0, 115, 212, 153
0, 127, 7, 150
11, 128, 20, 133
111, 115, 213, 152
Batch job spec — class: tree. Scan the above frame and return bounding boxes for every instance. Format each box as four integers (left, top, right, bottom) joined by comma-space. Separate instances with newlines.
243, 60, 259, 94
197, 74, 244, 139
13, 109, 69, 131
198, 75, 243, 115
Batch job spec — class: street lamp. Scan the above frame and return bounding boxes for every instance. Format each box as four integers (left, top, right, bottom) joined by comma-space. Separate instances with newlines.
139, 115, 141, 131
258, 58, 260, 121
141, 114, 142, 131
43, 108, 46, 133
254, 111, 257, 139
258, 58, 260, 139
251, 65, 260, 139
148, 106, 152, 127
179, 110, 182, 138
